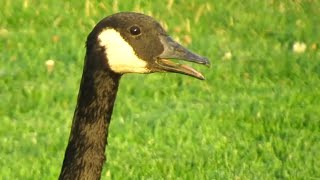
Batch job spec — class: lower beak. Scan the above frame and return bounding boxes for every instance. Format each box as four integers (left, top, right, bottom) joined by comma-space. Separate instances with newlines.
155, 36, 210, 80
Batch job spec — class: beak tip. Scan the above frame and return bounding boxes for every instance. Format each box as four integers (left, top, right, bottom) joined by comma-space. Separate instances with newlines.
203, 57, 211, 67
197, 73, 206, 80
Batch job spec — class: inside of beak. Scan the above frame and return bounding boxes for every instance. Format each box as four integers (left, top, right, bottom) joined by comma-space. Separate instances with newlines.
155, 59, 207, 80
155, 36, 210, 80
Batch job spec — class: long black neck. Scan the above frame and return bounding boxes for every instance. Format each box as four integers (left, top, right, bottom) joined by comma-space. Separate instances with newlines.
59, 52, 121, 179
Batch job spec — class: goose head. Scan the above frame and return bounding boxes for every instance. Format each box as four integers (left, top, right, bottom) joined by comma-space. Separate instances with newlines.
86, 12, 210, 80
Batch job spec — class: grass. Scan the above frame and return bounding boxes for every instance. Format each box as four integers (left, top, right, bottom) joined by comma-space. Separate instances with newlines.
1, 0, 319, 179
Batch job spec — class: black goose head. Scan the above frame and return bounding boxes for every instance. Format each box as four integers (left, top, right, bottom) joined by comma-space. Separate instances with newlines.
86, 12, 210, 80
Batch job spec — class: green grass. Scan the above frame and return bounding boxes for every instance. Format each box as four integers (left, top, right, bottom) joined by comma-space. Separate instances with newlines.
1, 0, 320, 179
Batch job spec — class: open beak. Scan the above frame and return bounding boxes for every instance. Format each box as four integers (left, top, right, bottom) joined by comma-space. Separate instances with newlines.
155, 36, 210, 80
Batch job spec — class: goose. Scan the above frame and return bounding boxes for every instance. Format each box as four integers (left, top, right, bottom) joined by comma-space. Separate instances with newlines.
59, 12, 210, 180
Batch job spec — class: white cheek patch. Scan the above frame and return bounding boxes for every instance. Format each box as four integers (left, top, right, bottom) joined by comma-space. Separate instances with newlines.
98, 28, 150, 74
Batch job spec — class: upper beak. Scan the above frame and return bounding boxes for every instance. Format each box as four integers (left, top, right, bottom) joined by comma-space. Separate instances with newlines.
154, 35, 210, 80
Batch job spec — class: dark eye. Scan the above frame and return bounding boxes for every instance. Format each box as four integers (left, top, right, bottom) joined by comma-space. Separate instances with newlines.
129, 26, 141, 35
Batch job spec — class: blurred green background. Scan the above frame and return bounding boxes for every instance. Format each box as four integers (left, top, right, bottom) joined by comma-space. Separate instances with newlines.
1, 0, 319, 179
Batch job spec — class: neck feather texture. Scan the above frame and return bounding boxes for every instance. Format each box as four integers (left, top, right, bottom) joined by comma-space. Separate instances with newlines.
59, 54, 121, 180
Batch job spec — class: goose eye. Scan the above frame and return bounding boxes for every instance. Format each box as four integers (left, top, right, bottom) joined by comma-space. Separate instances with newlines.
129, 26, 141, 35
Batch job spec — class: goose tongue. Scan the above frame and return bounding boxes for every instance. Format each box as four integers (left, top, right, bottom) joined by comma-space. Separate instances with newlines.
155, 36, 210, 80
